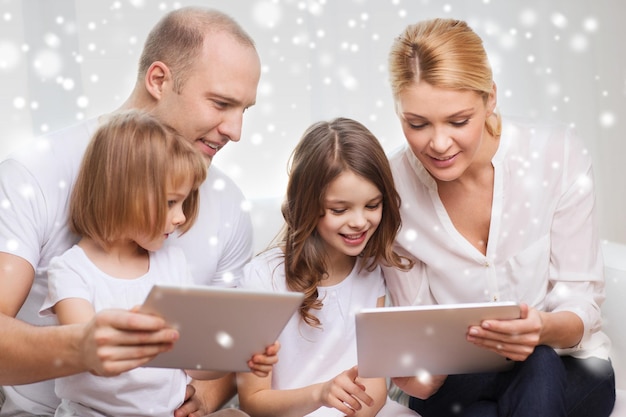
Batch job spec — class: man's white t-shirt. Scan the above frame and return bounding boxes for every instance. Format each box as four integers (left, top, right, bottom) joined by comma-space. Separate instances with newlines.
0, 118, 253, 415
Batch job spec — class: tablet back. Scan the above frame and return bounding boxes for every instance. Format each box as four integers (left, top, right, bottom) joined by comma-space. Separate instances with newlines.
356, 302, 520, 378
140, 284, 304, 372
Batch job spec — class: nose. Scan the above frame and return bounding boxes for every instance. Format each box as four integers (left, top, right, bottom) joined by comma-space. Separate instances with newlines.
429, 127, 453, 154
217, 110, 244, 143
348, 209, 367, 230
172, 207, 186, 227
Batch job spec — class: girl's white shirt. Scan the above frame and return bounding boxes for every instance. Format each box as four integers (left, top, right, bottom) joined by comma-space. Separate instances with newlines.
241, 247, 418, 416
40, 245, 192, 417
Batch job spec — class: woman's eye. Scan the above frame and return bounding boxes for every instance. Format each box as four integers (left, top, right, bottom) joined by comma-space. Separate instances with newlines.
366, 202, 382, 210
451, 119, 470, 127
408, 122, 427, 130
330, 208, 346, 214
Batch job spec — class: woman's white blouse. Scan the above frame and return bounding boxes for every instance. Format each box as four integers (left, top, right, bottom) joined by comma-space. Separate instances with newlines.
382, 116, 610, 360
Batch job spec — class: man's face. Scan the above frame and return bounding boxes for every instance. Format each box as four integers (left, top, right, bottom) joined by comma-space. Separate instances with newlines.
154, 32, 261, 165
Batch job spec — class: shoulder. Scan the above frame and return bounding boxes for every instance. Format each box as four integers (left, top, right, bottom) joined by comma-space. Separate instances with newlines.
241, 247, 285, 290
5, 118, 98, 168
387, 143, 410, 167
500, 115, 589, 166
1, 118, 98, 193
48, 246, 92, 278
203, 164, 247, 199
501, 115, 577, 151
49, 245, 83, 266
199, 164, 251, 219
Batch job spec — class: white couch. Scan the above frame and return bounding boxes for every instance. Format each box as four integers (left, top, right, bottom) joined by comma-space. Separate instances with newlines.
602, 240, 626, 416
248, 198, 625, 415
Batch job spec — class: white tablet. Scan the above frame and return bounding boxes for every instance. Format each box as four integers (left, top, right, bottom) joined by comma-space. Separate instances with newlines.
356, 301, 521, 378
140, 284, 304, 372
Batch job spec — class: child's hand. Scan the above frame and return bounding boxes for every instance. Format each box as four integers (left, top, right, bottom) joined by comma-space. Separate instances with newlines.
317, 365, 374, 416
247, 341, 280, 377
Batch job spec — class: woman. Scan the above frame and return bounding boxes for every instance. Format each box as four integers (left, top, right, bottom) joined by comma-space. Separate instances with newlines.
382, 18, 615, 417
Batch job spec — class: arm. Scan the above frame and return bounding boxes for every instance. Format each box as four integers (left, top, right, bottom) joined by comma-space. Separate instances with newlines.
391, 374, 447, 400
178, 341, 281, 416
237, 365, 387, 417
174, 374, 239, 417
468, 128, 600, 361
0, 252, 180, 384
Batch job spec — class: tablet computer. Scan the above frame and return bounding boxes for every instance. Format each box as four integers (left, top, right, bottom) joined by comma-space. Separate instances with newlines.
140, 284, 304, 372
356, 301, 521, 377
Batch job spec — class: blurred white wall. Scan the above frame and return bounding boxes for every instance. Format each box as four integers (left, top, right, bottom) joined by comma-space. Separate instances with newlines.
0, 0, 624, 244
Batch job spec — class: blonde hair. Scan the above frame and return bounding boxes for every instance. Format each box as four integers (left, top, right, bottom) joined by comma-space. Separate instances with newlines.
389, 18, 501, 137
280, 118, 413, 328
139, 6, 256, 93
70, 110, 207, 249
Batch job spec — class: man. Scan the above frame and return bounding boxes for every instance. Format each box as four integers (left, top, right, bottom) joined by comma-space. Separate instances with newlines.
0, 7, 261, 416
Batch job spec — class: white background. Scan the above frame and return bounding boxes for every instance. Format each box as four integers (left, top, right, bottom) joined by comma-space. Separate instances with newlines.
1, 0, 624, 244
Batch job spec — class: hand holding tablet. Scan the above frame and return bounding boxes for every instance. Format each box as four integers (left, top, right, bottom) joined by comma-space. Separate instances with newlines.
356, 301, 521, 378
139, 284, 304, 372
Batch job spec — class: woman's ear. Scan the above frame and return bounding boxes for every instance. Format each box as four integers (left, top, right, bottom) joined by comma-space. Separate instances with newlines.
486, 82, 497, 115
144, 61, 171, 100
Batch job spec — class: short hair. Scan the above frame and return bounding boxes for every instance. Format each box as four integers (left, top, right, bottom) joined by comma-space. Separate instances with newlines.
70, 109, 207, 249
388, 18, 501, 136
280, 117, 412, 327
138, 6, 256, 93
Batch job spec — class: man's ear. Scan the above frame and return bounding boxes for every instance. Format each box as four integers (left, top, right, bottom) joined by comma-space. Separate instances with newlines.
145, 61, 171, 100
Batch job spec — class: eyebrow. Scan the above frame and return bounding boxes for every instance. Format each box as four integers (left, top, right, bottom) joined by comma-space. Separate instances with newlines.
211, 92, 256, 108
403, 107, 476, 119
325, 194, 383, 205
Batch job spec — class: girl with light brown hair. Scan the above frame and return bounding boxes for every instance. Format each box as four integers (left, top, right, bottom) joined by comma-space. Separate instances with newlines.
237, 118, 419, 417
40, 110, 274, 417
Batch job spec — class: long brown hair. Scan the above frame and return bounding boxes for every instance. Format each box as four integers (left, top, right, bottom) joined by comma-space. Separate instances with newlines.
388, 18, 501, 137
70, 110, 206, 250
280, 117, 413, 327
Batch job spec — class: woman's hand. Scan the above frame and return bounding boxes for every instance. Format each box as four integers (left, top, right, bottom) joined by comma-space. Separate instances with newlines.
466, 303, 542, 361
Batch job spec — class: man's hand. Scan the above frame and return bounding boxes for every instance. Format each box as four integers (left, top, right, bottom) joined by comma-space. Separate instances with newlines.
81, 309, 179, 376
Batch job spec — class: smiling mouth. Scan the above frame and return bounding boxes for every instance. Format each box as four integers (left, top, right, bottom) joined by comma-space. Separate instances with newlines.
201, 139, 220, 151
342, 231, 366, 240
432, 154, 456, 161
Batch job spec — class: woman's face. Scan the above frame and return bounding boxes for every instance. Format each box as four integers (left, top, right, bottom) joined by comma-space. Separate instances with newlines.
395, 80, 496, 183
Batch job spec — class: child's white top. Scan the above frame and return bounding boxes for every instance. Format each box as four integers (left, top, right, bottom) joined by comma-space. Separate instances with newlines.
241, 247, 418, 417
40, 245, 192, 417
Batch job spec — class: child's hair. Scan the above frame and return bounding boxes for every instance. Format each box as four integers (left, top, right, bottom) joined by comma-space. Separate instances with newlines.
70, 109, 207, 250
280, 117, 413, 327
388, 18, 501, 137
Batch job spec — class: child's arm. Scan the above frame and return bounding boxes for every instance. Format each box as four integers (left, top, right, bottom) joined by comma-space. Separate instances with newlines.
237, 365, 387, 417
186, 340, 280, 380
53, 298, 96, 325
391, 374, 447, 400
